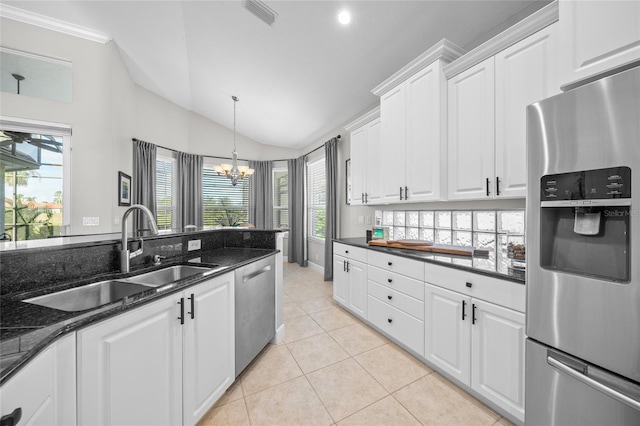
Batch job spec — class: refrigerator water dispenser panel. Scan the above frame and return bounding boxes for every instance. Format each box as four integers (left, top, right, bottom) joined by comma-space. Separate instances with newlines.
539, 167, 631, 283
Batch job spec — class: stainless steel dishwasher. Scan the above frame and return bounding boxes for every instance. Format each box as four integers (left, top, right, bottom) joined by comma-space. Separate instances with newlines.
234, 255, 275, 377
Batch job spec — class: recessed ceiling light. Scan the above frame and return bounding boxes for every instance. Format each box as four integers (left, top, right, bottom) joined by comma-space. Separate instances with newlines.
338, 10, 351, 25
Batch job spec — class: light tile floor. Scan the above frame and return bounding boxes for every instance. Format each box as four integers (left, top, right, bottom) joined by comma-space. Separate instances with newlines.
198, 262, 515, 426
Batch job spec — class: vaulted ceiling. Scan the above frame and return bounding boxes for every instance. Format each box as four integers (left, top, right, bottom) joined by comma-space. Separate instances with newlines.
1, 1, 549, 149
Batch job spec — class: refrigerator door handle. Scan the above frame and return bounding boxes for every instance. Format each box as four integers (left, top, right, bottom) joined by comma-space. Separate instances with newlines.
547, 355, 640, 411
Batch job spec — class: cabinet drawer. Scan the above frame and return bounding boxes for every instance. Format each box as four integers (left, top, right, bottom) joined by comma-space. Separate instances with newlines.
367, 265, 424, 301
367, 250, 425, 281
425, 263, 525, 313
368, 295, 424, 356
368, 281, 424, 320
333, 243, 367, 263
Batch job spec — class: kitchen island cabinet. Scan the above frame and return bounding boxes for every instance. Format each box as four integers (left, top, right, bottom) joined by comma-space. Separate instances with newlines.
0, 333, 75, 426
77, 272, 234, 426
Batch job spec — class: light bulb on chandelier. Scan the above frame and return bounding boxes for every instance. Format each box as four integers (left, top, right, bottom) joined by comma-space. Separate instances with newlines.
213, 96, 254, 186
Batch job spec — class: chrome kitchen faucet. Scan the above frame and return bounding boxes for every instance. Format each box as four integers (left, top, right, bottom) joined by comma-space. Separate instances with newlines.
120, 204, 159, 273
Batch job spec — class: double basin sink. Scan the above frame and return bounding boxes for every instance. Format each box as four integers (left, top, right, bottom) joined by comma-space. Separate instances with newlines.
24, 265, 223, 312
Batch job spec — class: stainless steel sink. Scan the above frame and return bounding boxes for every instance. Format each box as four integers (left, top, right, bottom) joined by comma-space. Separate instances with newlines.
123, 265, 218, 287
24, 281, 152, 312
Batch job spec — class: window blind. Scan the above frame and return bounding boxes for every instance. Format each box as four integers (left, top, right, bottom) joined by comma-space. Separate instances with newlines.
155, 156, 175, 230
307, 157, 326, 239
203, 166, 250, 226
273, 169, 289, 228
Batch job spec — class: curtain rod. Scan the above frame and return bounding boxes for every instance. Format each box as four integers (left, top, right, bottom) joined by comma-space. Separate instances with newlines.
132, 134, 341, 163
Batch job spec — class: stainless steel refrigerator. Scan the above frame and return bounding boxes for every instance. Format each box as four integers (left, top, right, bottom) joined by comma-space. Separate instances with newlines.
525, 64, 640, 425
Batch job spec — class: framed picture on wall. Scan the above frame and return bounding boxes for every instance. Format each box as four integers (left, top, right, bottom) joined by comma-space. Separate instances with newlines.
118, 171, 132, 206
346, 159, 351, 205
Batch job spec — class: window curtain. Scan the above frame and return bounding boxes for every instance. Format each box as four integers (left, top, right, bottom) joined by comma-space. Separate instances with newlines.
288, 155, 307, 267
133, 139, 157, 234
249, 160, 273, 229
176, 152, 203, 230
324, 137, 339, 280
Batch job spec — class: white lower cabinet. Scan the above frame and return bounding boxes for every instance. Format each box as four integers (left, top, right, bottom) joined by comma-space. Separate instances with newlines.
77, 272, 234, 426
0, 333, 76, 426
333, 243, 368, 319
424, 282, 525, 422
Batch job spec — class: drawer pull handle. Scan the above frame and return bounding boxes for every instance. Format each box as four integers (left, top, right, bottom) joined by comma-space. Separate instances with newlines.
0, 408, 22, 426
387, 278, 393, 283
387, 295, 392, 300
387, 318, 393, 323
345, 250, 349, 254
388, 261, 393, 266
466, 282, 472, 288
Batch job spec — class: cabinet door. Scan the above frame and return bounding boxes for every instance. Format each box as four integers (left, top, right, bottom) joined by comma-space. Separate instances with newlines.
78, 296, 183, 426
559, 0, 640, 85
366, 118, 382, 204
495, 24, 559, 199
347, 259, 367, 319
405, 62, 444, 202
380, 84, 406, 203
333, 255, 348, 306
183, 273, 235, 426
447, 57, 495, 200
471, 299, 526, 422
350, 126, 367, 206
0, 333, 75, 426
424, 283, 471, 385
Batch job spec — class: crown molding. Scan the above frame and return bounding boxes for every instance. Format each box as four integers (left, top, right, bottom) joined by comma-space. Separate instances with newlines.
344, 106, 380, 132
443, 1, 558, 79
371, 39, 466, 96
0, 4, 111, 44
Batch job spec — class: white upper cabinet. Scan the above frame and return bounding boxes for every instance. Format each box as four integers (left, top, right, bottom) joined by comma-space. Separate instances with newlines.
445, 4, 560, 201
447, 57, 496, 200
346, 108, 381, 205
495, 23, 560, 198
380, 84, 407, 203
373, 39, 466, 204
559, 0, 640, 86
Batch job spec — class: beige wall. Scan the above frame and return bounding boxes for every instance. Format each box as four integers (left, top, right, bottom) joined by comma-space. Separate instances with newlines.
1, 18, 300, 235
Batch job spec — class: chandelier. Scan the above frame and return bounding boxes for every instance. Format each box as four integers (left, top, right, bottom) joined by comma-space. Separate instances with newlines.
213, 95, 254, 186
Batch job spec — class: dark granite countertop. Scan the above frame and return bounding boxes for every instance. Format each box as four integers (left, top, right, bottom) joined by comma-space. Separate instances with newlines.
0, 247, 277, 385
335, 238, 525, 284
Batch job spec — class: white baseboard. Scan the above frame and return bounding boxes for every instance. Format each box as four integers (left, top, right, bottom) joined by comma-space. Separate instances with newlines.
307, 261, 324, 274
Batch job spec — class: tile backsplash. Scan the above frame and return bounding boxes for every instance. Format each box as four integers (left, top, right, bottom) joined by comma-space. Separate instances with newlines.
375, 209, 525, 274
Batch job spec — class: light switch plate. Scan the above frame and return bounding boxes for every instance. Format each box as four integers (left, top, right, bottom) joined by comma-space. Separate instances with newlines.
82, 217, 99, 226
187, 239, 201, 251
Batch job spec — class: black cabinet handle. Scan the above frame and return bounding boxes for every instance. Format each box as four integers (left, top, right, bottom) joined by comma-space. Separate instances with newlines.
400, 187, 404, 200
496, 176, 501, 196
343, 260, 346, 272
405, 186, 408, 200
387, 278, 393, 283
486, 178, 490, 197
188, 294, 195, 319
365, 193, 368, 203
345, 250, 349, 254
462, 300, 467, 320
178, 298, 185, 325
387, 318, 393, 323
387, 295, 393, 300
388, 261, 393, 266
466, 282, 472, 288
0, 408, 22, 426
472, 303, 477, 325
362, 193, 365, 203
346, 261, 350, 273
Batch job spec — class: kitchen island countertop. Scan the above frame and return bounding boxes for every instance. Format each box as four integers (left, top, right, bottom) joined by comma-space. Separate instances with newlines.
0, 247, 277, 385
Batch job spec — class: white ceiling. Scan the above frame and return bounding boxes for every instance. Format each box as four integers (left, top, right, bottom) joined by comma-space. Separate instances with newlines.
1, 0, 549, 149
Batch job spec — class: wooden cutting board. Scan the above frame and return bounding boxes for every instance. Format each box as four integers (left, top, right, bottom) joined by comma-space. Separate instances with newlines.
368, 239, 488, 257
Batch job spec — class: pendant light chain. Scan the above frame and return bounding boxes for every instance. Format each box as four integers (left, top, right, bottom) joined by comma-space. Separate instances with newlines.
213, 95, 254, 186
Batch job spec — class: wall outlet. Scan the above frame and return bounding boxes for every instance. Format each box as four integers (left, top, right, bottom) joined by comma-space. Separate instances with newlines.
82, 217, 99, 226
187, 239, 201, 251
365, 216, 372, 226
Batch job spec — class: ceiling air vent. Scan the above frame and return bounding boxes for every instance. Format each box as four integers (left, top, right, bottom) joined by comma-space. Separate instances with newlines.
245, 0, 277, 26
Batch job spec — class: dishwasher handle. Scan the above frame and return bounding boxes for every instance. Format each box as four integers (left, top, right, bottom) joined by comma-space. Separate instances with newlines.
242, 265, 272, 283
547, 353, 640, 411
